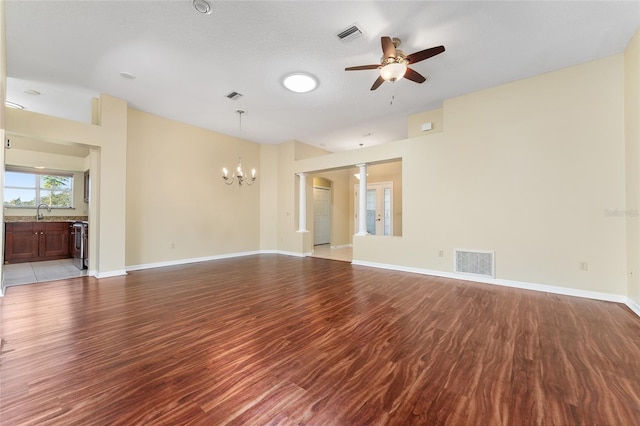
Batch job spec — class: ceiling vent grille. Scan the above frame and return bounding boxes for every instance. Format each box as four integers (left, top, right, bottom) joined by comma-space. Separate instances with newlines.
226, 91, 243, 100
454, 249, 495, 278
336, 24, 363, 43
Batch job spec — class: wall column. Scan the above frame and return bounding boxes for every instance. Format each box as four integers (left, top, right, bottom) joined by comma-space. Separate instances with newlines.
356, 163, 368, 236
297, 172, 308, 232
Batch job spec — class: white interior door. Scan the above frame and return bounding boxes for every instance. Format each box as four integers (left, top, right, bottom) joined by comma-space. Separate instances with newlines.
354, 182, 393, 236
313, 187, 331, 245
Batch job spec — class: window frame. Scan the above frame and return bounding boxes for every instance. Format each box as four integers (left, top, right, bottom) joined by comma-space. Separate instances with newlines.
4, 167, 75, 209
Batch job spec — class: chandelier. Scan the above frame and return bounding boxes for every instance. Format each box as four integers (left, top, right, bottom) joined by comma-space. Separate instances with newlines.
222, 109, 257, 186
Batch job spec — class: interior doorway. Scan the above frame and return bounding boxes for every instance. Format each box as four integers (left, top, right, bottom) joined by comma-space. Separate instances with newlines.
2, 135, 95, 290
354, 181, 393, 236
313, 186, 331, 245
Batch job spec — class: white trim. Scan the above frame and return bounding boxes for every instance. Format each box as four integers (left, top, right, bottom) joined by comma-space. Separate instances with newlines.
352, 260, 630, 306
95, 269, 128, 279
261, 250, 306, 258
126, 250, 313, 272
127, 251, 261, 272
331, 244, 353, 249
626, 297, 640, 317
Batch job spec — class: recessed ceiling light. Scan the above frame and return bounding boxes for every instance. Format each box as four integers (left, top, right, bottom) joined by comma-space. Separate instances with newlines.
24, 89, 40, 96
5, 101, 24, 110
282, 73, 318, 93
193, 0, 212, 14
120, 71, 136, 80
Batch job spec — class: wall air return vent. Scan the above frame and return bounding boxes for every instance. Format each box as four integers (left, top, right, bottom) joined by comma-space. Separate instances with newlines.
336, 24, 363, 43
454, 249, 495, 278
226, 91, 243, 100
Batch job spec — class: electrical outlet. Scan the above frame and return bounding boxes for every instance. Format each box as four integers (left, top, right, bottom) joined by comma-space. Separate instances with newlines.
438, 249, 444, 257
579, 261, 588, 271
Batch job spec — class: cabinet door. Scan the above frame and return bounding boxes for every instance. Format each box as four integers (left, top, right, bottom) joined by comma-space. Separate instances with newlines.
42, 223, 70, 258
6, 223, 38, 261
69, 224, 75, 257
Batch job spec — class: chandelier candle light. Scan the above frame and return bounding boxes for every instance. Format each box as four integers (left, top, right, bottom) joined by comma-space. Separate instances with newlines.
222, 110, 257, 186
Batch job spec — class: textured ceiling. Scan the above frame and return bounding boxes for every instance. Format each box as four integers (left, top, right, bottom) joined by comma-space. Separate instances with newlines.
5, 1, 640, 152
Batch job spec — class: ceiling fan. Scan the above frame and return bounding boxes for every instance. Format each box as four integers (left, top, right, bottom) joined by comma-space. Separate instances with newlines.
345, 36, 445, 91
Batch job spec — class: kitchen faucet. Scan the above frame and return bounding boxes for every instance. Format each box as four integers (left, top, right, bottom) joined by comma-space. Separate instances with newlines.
36, 203, 51, 221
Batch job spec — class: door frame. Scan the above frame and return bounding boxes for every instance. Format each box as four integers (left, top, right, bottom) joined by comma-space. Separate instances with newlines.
354, 181, 394, 236
313, 186, 332, 245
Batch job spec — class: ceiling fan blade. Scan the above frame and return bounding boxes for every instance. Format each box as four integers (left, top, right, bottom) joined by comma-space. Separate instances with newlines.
381, 36, 396, 59
345, 65, 381, 71
404, 67, 426, 84
370, 76, 385, 91
406, 45, 445, 64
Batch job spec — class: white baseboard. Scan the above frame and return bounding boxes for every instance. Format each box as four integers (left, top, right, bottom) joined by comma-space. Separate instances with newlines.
95, 269, 128, 279
330, 244, 353, 249
127, 250, 261, 272
110, 252, 640, 320
262, 250, 307, 258
352, 260, 631, 308
626, 297, 640, 317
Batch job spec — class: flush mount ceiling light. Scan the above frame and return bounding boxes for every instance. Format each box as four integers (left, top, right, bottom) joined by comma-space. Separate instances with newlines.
282, 73, 318, 93
193, 0, 212, 14
120, 71, 136, 80
5, 101, 24, 110
24, 89, 40, 96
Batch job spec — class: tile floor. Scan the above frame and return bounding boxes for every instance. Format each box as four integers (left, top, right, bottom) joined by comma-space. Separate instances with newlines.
310, 244, 353, 262
4, 259, 87, 287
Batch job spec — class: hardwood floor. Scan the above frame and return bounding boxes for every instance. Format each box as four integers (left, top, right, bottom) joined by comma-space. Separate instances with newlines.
1, 254, 639, 425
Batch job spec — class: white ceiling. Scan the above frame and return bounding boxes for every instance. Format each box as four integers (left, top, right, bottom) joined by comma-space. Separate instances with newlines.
5, 1, 640, 152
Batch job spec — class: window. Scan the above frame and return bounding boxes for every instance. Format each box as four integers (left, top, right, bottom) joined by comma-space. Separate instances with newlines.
4, 168, 74, 208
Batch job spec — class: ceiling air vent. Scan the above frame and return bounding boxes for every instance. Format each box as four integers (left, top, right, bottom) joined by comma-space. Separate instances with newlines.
336, 24, 363, 44
226, 91, 243, 100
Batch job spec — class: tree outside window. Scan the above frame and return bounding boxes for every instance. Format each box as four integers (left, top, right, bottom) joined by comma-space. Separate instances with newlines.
4, 170, 74, 208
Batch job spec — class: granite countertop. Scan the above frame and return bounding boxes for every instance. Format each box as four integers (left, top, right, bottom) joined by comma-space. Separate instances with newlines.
4, 216, 89, 223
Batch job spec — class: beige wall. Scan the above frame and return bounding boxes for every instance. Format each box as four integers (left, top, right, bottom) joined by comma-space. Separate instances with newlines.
408, 108, 444, 138
626, 27, 640, 305
259, 143, 278, 251
293, 54, 627, 296
125, 108, 260, 267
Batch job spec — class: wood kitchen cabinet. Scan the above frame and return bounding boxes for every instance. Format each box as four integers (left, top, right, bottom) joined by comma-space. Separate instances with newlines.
5, 222, 71, 263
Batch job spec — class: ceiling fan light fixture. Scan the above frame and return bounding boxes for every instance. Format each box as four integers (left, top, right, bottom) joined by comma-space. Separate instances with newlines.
380, 62, 407, 82
283, 73, 318, 93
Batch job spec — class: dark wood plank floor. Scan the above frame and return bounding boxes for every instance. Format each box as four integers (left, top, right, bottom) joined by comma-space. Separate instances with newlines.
1, 255, 640, 425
